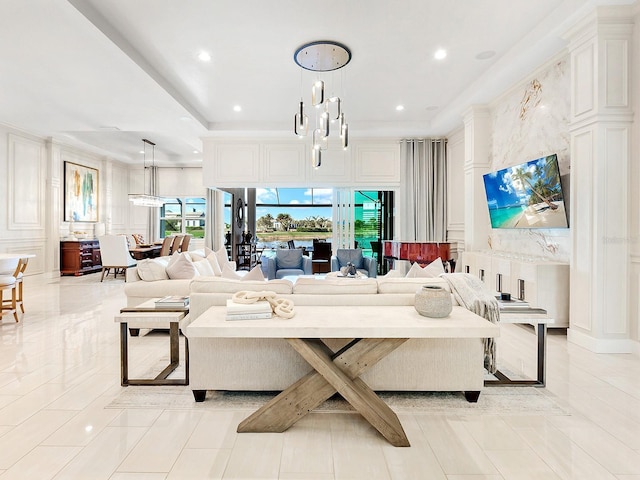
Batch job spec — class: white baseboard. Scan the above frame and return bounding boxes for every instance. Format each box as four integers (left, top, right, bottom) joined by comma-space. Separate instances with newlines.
567, 328, 639, 354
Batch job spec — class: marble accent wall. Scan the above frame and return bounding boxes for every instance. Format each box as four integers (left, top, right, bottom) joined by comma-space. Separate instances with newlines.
488, 56, 571, 262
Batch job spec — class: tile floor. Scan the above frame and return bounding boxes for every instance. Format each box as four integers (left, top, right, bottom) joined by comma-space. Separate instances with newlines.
0, 274, 639, 479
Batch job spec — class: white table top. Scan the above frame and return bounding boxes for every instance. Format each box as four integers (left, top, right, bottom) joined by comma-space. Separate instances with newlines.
184, 305, 500, 339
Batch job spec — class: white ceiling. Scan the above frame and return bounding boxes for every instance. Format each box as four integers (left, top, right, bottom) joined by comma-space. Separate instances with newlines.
0, 0, 625, 166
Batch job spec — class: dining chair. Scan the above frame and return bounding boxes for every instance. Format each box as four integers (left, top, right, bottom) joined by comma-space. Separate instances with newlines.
180, 234, 192, 252
98, 235, 137, 282
0, 258, 27, 322
159, 236, 173, 256
169, 235, 184, 255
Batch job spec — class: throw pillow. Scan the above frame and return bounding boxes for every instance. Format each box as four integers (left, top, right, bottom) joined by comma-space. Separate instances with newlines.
405, 257, 446, 278
336, 249, 364, 269
136, 258, 169, 281
242, 265, 265, 281
381, 269, 404, 278
214, 247, 233, 270
275, 250, 303, 270
166, 252, 198, 279
131, 233, 145, 245
205, 252, 223, 276
220, 264, 244, 280
193, 259, 215, 276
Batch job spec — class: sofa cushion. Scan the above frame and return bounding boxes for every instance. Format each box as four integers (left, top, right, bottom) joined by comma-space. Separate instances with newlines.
136, 257, 170, 281
405, 258, 445, 278
275, 268, 304, 279
336, 249, 364, 269
293, 277, 378, 294
166, 252, 198, 279
377, 276, 450, 294
190, 276, 293, 295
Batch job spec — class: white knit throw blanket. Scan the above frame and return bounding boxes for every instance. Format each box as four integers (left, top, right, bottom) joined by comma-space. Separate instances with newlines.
441, 273, 500, 373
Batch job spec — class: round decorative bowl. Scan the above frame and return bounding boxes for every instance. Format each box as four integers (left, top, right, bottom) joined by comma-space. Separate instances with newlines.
414, 285, 452, 318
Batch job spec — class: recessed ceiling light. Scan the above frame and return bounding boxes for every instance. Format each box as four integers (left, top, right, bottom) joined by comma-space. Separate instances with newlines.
139, 150, 144, 154
233, 105, 242, 112
476, 50, 496, 60
434, 49, 447, 60
198, 51, 211, 62
396, 105, 405, 111
180, 115, 192, 121
193, 150, 199, 154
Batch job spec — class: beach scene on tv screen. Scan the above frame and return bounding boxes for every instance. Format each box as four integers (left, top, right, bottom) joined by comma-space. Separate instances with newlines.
483, 154, 568, 229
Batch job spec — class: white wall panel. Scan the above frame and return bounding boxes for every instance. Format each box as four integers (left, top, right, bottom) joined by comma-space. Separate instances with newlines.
110, 163, 129, 228
353, 143, 400, 185
158, 167, 205, 197
601, 126, 629, 335
570, 129, 593, 332
212, 143, 260, 184
262, 143, 306, 184
307, 145, 351, 186
604, 39, 628, 107
7, 134, 45, 231
572, 43, 595, 117
202, 137, 399, 188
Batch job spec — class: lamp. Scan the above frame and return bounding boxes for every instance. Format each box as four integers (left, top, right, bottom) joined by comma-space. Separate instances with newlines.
293, 41, 351, 168
128, 138, 165, 207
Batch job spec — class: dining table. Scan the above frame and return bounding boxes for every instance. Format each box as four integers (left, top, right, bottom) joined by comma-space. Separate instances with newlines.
129, 245, 162, 260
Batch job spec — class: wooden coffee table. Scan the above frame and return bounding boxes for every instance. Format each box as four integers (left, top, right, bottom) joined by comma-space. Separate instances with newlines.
185, 305, 499, 447
115, 300, 190, 386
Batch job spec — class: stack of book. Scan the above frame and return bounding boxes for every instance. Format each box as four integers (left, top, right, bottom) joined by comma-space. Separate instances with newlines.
154, 296, 189, 309
495, 296, 531, 312
226, 299, 272, 320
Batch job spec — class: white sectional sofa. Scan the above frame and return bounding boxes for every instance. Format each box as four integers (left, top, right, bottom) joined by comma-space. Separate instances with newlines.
182, 275, 492, 403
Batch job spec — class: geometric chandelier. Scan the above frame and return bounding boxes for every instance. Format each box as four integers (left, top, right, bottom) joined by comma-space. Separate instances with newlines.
293, 40, 351, 169
128, 138, 165, 207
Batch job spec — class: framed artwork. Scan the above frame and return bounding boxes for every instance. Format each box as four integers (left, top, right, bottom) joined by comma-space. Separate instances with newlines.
64, 161, 99, 222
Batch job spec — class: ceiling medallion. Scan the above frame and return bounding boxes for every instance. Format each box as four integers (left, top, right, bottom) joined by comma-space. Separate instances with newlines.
293, 41, 351, 169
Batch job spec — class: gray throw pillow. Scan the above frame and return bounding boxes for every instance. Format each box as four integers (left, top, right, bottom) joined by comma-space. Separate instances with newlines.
336, 249, 363, 269
276, 250, 302, 270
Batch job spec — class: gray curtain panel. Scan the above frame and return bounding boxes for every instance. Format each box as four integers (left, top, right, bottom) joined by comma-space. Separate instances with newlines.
400, 139, 448, 242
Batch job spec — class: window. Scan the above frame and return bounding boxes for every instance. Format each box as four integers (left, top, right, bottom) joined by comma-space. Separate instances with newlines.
160, 197, 206, 238
255, 188, 333, 249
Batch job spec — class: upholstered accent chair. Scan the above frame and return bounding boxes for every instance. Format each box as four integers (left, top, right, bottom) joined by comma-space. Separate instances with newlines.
98, 235, 137, 282
261, 249, 312, 280
331, 248, 377, 278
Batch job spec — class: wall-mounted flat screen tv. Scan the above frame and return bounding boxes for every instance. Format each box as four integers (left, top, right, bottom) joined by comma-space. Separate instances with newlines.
482, 154, 569, 229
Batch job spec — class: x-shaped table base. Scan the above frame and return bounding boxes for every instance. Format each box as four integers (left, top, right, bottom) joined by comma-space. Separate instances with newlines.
237, 337, 411, 447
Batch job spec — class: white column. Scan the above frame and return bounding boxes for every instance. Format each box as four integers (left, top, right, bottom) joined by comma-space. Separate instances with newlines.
462, 106, 492, 252
565, 6, 635, 352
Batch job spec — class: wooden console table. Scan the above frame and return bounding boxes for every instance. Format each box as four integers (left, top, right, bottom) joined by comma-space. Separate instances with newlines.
185, 305, 499, 447
60, 240, 101, 276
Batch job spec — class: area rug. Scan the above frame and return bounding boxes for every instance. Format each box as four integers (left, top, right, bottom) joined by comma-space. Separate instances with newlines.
106, 385, 570, 416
